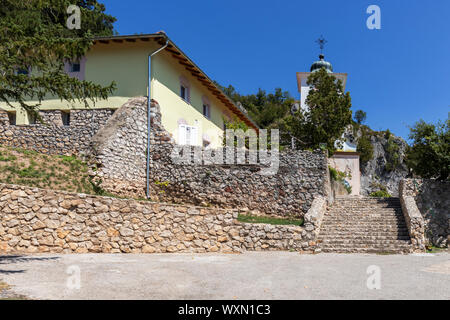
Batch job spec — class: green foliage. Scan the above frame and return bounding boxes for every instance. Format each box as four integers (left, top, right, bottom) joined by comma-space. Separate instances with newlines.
384, 136, 400, 172
354, 110, 367, 124
0, 146, 98, 194
329, 166, 352, 194
223, 115, 250, 132
222, 115, 250, 147
369, 190, 392, 198
88, 176, 106, 195
237, 213, 303, 226
406, 117, 449, 180
154, 180, 170, 194
369, 183, 390, 197
0, 0, 117, 113
329, 166, 347, 181
281, 69, 352, 153
215, 83, 294, 129
357, 135, 374, 164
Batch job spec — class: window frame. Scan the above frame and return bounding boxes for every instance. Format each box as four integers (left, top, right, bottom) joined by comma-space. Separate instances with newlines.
70, 62, 81, 73
61, 111, 70, 126
179, 76, 191, 103
202, 103, 211, 119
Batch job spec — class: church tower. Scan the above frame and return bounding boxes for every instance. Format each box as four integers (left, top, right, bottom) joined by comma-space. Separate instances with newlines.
296, 37, 347, 111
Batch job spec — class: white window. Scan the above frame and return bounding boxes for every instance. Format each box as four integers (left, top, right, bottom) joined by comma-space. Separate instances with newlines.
203, 104, 210, 119
178, 124, 198, 146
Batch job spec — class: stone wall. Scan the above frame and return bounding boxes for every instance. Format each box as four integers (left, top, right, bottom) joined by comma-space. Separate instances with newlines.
303, 196, 327, 248
89, 97, 329, 217
0, 183, 320, 254
400, 179, 449, 248
0, 108, 115, 155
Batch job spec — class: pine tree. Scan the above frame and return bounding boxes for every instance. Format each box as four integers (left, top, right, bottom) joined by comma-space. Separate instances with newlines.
0, 0, 117, 114
282, 68, 352, 153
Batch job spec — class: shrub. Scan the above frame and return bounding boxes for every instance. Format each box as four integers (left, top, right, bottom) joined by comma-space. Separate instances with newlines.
329, 166, 352, 194
369, 190, 392, 198
357, 135, 374, 164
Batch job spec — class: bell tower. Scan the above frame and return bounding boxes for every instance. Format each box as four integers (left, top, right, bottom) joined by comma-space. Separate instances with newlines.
296, 36, 347, 110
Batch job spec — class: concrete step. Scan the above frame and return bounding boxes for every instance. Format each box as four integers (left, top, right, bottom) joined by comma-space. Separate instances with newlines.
320, 247, 411, 254
319, 233, 410, 238
319, 239, 412, 245
320, 223, 407, 228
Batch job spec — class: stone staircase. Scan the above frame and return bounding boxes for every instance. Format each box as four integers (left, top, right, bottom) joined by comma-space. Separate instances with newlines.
318, 196, 413, 254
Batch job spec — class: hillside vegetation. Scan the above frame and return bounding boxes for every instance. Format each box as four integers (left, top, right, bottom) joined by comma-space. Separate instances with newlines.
0, 146, 96, 194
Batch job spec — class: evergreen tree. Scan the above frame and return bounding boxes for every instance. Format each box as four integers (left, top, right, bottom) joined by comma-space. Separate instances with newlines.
282, 68, 352, 153
354, 110, 367, 124
0, 0, 117, 114
406, 117, 449, 180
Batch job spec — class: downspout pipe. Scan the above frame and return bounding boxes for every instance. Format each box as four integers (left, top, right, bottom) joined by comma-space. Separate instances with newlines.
147, 37, 169, 199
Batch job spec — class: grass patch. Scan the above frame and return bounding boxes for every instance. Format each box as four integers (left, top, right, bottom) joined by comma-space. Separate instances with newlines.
0, 146, 99, 195
238, 213, 303, 226
426, 245, 445, 253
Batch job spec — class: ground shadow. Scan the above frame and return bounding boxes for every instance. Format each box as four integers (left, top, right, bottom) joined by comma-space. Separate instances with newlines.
0, 255, 60, 274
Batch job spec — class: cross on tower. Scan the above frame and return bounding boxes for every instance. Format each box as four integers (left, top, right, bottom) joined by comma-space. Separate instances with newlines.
315, 35, 327, 54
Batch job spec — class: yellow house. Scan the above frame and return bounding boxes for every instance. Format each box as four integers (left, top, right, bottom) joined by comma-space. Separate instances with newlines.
1, 32, 257, 148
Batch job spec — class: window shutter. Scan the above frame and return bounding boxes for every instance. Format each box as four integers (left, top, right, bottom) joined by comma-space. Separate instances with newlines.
190, 126, 198, 146
178, 124, 186, 145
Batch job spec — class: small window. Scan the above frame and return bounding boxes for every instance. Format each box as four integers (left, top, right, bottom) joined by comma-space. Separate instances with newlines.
70, 62, 81, 73
203, 104, 211, 119
7, 111, 16, 125
179, 76, 190, 103
180, 85, 189, 102
61, 111, 70, 126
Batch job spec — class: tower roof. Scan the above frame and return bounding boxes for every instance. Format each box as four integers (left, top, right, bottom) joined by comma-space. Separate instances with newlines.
310, 54, 333, 73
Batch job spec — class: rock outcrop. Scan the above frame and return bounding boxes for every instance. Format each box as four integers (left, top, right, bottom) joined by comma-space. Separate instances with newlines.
343, 125, 410, 196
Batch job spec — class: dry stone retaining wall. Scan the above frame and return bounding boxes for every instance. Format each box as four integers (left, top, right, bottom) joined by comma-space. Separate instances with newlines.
0, 183, 319, 254
400, 179, 449, 248
89, 97, 329, 217
0, 108, 115, 155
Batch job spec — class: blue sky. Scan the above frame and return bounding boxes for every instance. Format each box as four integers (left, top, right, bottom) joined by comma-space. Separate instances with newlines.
104, 0, 449, 140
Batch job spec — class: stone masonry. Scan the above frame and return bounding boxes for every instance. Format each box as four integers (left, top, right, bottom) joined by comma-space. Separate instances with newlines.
0, 108, 115, 155
0, 183, 321, 254
89, 97, 329, 217
318, 196, 415, 253
400, 179, 449, 248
